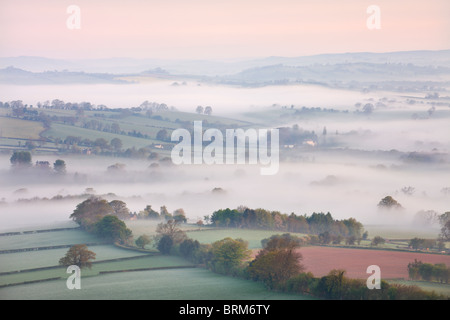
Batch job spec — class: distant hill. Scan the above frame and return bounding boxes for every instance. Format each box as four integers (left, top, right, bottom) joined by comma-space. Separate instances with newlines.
0, 66, 130, 85
215, 62, 450, 87
1, 50, 449, 87
1, 49, 449, 75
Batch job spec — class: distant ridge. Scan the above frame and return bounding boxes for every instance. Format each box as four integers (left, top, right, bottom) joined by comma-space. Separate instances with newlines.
1, 49, 449, 76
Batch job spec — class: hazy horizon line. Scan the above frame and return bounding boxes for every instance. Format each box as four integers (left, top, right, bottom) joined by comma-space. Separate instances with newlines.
2, 48, 450, 62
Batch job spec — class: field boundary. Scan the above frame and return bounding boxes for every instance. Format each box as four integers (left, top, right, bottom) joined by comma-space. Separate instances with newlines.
0, 277, 62, 288
0, 254, 156, 276
0, 242, 106, 254
305, 244, 450, 256
98, 265, 197, 274
0, 227, 81, 237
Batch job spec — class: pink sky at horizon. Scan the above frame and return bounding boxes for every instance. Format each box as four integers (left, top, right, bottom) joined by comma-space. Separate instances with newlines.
0, 0, 449, 60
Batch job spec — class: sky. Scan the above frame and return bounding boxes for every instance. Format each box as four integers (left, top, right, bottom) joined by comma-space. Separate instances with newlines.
0, 0, 449, 60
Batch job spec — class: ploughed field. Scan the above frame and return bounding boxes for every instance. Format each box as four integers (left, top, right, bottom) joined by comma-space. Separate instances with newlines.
299, 246, 450, 279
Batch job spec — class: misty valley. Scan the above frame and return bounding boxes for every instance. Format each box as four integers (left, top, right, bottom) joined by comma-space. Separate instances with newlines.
0, 51, 450, 300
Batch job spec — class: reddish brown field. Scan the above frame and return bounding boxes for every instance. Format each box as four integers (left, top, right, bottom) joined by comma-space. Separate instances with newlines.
299, 246, 450, 279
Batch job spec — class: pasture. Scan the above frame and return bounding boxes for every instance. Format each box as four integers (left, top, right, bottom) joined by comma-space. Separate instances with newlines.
0, 267, 314, 300
0, 117, 44, 140
0, 222, 313, 300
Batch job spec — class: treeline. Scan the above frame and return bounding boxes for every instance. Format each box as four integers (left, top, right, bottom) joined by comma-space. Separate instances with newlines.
9, 151, 66, 174
209, 208, 365, 244
408, 259, 450, 283
278, 124, 318, 146
69, 197, 189, 243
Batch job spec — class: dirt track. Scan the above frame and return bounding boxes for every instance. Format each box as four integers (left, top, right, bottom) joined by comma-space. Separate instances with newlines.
299, 246, 450, 279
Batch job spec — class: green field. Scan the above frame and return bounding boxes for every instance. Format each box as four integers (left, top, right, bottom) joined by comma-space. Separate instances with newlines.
0, 222, 314, 300
126, 220, 307, 249
186, 228, 307, 249
0, 106, 259, 157
0, 117, 44, 140
0, 267, 313, 300
0, 229, 102, 251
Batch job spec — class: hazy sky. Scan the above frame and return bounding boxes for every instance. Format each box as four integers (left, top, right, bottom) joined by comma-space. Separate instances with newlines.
1, 0, 449, 60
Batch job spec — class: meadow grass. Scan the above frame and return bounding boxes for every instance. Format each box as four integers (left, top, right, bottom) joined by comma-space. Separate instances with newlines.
43, 123, 160, 149
0, 117, 44, 140
0, 254, 192, 286
0, 245, 150, 272
0, 229, 102, 251
0, 267, 315, 300
186, 228, 307, 249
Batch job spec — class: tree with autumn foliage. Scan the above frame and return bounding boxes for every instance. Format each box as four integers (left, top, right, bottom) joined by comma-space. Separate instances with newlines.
248, 234, 304, 289
59, 244, 96, 269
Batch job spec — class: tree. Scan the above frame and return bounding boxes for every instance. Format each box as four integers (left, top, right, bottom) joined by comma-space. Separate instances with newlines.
53, 159, 66, 174
139, 205, 160, 219
377, 196, 402, 210
210, 237, 251, 274
94, 138, 109, 150
156, 129, 169, 142
110, 138, 123, 151
111, 122, 121, 134
315, 269, 346, 299
439, 212, 450, 240
173, 208, 187, 223
160, 206, 172, 220
195, 106, 204, 114
155, 219, 187, 244
371, 236, 385, 247
204, 106, 212, 115
70, 197, 113, 229
109, 200, 130, 220
248, 234, 304, 288
157, 234, 173, 254
10, 151, 32, 168
135, 234, 151, 249
59, 244, 96, 269
94, 215, 132, 243
180, 238, 200, 259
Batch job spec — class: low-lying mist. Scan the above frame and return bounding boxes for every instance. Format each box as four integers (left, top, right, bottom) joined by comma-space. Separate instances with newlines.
0, 80, 448, 235
0, 150, 448, 233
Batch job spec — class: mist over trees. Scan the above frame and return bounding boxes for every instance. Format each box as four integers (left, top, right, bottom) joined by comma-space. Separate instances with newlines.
209, 208, 364, 243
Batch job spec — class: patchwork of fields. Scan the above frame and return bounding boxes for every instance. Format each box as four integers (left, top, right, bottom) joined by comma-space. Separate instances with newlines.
0, 223, 313, 300
1, 220, 449, 299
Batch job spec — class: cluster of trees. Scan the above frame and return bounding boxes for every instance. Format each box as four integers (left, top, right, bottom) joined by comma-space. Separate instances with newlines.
10, 151, 66, 174
62, 135, 123, 152
195, 105, 213, 115
377, 196, 403, 210
134, 205, 187, 223
278, 124, 318, 146
408, 260, 449, 283
292, 106, 345, 115
409, 237, 447, 251
208, 208, 365, 244
69, 197, 191, 245
69, 197, 132, 244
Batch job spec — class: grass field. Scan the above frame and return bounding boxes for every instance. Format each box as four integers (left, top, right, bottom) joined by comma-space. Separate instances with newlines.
0, 117, 44, 140
0, 267, 314, 300
0, 229, 102, 251
0, 222, 313, 300
126, 220, 307, 249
